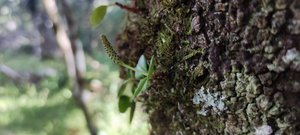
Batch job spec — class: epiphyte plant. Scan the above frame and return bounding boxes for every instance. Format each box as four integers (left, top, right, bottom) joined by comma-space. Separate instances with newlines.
100, 35, 147, 76
91, 1, 153, 123
100, 35, 155, 123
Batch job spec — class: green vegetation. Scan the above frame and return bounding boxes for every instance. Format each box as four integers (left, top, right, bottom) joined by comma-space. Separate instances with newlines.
90, 6, 108, 27
0, 51, 149, 135
0, 0, 151, 134
99, 35, 155, 123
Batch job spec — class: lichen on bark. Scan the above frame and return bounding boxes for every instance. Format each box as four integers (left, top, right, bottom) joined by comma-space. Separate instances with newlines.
116, 0, 300, 134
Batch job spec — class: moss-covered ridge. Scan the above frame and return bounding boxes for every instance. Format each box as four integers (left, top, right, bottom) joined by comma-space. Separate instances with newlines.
116, 0, 300, 134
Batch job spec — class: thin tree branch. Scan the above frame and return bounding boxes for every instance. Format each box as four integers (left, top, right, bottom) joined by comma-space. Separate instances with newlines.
43, 0, 76, 80
60, 0, 97, 134
43, 0, 97, 135
0, 64, 23, 81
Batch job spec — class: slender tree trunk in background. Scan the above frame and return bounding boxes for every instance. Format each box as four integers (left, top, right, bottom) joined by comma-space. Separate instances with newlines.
116, 0, 300, 134
43, 0, 97, 135
26, 0, 60, 58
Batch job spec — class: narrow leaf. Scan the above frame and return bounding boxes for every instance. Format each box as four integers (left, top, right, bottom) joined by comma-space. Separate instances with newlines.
142, 79, 148, 92
135, 55, 147, 79
147, 56, 155, 77
118, 95, 131, 113
128, 70, 134, 78
142, 56, 154, 94
131, 83, 135, 94
90, 5, 107, 26
129, 101, 136, 123
133, 78, 147, 97
117, 81, 128, 97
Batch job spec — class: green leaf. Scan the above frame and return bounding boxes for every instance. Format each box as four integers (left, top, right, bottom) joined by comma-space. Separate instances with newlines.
135, 55, 147, 79
147, 56, 155, 77
128, 70, 135, 78
117, 81, 128, 97
131, 83, 135, 94
142, 79, 148, 91
118, 95, 131, 113
129, 101, 136, 123
90, 5, 107, 26
133, 78, 147, 97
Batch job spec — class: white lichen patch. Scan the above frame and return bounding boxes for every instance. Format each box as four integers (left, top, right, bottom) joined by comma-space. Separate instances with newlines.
192, 86, 226, 116
196, 108, 208, 116
282, 48, 299, 64
254, 125, 273, 135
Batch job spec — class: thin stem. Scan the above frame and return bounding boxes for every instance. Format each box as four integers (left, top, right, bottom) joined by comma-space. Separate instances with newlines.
121, 63, 148, 76
114, 2, 140, 14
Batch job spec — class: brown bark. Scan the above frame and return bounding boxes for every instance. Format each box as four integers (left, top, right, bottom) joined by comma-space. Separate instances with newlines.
116, 0, 300, 134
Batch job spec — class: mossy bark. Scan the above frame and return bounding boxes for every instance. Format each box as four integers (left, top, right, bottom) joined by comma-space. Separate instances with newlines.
116, 0, 300, 134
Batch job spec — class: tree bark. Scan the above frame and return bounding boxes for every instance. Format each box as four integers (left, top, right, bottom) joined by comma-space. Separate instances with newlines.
116, 0, 300, 134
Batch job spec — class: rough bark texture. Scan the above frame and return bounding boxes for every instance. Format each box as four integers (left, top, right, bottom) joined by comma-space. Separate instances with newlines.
116, 0, 300, 134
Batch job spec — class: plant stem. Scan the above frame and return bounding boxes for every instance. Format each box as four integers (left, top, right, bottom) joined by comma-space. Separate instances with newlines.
121, 63, 148, 76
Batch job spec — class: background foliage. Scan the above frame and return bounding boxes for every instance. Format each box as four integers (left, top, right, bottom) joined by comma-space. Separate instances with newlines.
0, 0, 149, 134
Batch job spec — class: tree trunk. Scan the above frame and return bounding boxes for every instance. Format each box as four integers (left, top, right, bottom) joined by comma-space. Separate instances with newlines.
116, 0, 300, 134
26, 0, 60, 58
43, 0, 97, 134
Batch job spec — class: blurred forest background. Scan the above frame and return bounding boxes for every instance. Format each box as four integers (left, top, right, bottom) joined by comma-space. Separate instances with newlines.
0, 0, 149, 135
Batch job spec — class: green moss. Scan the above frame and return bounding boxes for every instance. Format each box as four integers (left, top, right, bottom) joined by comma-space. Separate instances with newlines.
156, 31, 173, 66
116, 0, 300, 134
161, 0, 177, 7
